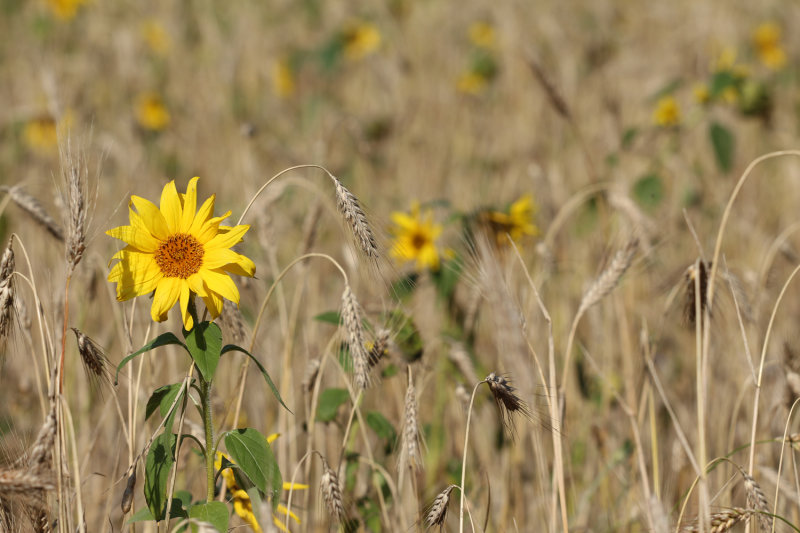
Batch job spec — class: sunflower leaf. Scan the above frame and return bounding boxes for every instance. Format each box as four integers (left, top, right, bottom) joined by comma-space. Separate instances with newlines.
188, 501, 229, 533
115, 333, 187, 385
184, 321, 223, 382
221, 344, 291, 412
224, 428, 282, 510
145, 383, 184, 434
144, 432, 177, 522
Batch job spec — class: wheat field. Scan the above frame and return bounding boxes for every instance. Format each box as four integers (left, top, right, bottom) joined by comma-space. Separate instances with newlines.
1, 0, 799, 532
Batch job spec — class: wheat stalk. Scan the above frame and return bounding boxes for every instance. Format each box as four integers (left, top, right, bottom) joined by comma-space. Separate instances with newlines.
331, 175, 379, 259
341, 284, 370, 390
320, 459, 346, 524
577, 238, 639, 315
425, 485, 456, 529
399, 367, 422, 472
61, 142, 87, 273
740, 469, 772, 532
680, 507, 752, 533
1, 186, 64, 242
0, 240, 15, 343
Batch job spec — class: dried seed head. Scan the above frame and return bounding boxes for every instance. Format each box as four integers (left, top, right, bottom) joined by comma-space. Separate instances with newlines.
121, 468, 136, 514
70, 328, 110, 388
0, 240, 15, 342
0, 469, 54, 495
399, 369, 422, 472
680, 507, 751, 533
683, 259, 710, 327
302, 358, 321, 394
485, 372, 531, 434
220, 301, 247, 346
28, 406, 57, 474
740, 469, 772, 532
368, 329, 390, 369
62, 146, 87, 272
425, 485, 456, 529
320, 460, 346, 524
578, 238, 638, 315
341, 285, 370, 390
1, 186, 64, 242
331, 175, 379, 259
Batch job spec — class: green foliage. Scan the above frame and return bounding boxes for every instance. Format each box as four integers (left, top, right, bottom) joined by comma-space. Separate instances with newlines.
316, 388, 350, 422
145, 383, 184, 434
184, 321, 223, 382
632, 173, 664, 211
144, 432, 177, 521
221, 344, 290, 412
709, 121, 735, 173
366, 411, 397, 453
115, 332, 187, 385
188, 501, 229, 532
313, 310, 341, 325
383, 309, 423, 362
224, 428, 283, 508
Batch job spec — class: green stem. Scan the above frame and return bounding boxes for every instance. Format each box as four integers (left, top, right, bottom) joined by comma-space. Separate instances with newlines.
200, 375, 215, 502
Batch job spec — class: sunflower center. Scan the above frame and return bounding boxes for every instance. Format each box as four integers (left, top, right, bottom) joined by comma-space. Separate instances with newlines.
155, 233, 204, 279
411, 231, 428, 250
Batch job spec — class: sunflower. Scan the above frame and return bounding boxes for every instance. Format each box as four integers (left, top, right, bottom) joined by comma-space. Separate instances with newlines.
390, 202, 443, 271
107, 177, 255, 331
486, 194, 539, 244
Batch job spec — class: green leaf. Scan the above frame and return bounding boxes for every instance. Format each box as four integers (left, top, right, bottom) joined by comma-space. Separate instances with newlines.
316, 388, 350, 422
314, 311, 341, 325
709, 70, 738, 99
384, 309, 423, 363
709, 122, 735, 173
621, 127, 638, 149
390, 273, 418, 301
144, 432, 177, 521
115, 333, 187, 385
366, 411, 397, 451
184, 321, 223, 382
220, 345, 290, 412
145, 383, 184, 433
188, 501, 229, 533
632, 173, 664, 211
432, 255, 462, 302
224, 428, 282, 509
127, 501, 189, 524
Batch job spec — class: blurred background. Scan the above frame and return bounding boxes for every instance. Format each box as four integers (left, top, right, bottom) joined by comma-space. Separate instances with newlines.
1, 0, 800, 531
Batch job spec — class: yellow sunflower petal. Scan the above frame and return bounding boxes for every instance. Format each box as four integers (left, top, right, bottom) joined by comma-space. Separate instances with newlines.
151, 277, 182, 322
199, 269, 240, 305
222, 255, 256, 278
390, 211, 416, 231
282, 482, 308, 491
267, 433, 280, 443
189, 194, 216, 235
180, 177, 199, 232
179, 283, 193, 331
195, 211, 233, 244
204, 223, 248, 251
273, 516, 289, 532
160, 180, 182, 234
276, 503, 301, 523
203, 248, 245, 270
108, 249, 163, 299
200, 284, 224, 318
187, 273, 207, 297
130, 195, 170, 240
106, 225, 160, 253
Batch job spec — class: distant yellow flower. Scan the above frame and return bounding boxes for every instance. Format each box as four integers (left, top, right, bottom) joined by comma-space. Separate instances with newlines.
22, 110, 74, 156
652, 95, 681, 127
141, 20, 171, 56
107, 177, 256, 330
391, 202, 443, 271
692, 83, 710, 104
342, 20, 381, 61
135, 92, 170, 131
753, 22, 786, 69
721, 86, 739, 104
457, 71, 489, 95
215, 451, 308, 532
469, 21, 496, 49
271, 58, 295, 98
715, 46, 738, 71
487, 194, 539, 244
45, 0, 86, 20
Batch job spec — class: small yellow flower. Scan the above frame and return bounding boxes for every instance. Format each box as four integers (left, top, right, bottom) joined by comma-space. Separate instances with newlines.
135, 92, 170, 131
715, 46, 738, 71
652, 95, 681, 127
468, 21, 496, 49
390, 202, 443, 271
45, 0, 87, 20
457, 71, 489, 95
342, 20, 381, 61
271, 58, 295, 98
107, 177, 256, 330
487, 194, 539, 244
215, 452, 308, 532
22, 110, 74, 156
141, 20, 171, 56
693, 83, 710, 104
753, 22, 786, 69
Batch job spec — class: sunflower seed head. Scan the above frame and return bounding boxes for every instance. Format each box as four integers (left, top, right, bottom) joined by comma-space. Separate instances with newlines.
341, 285, 370, 390
425, 485, 456, 529
320, 460, 346, 524
331, 175, 379, 259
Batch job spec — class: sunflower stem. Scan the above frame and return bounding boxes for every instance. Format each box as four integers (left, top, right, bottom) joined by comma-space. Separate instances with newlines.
200, 374, 215, 502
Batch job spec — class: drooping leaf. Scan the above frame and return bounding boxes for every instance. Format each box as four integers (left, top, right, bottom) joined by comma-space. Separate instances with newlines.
316, 388, 350, 422
127, 497, 188, 524
144, 432, 177, 521
709, 122, 735, 173
314, 311, 341, 325
221, 345, 290, 412
188, 501, 229, 533
184, 321, 223, 382
115, 333, 187, 385
224, 428, 282, 509
145, 383, 184, 434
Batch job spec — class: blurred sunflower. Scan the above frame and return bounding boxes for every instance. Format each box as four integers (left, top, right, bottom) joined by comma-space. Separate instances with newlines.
45, 0, 86, 20
135, 92, 171, 131
107, 177, 255, 330
271, 57, 295, 98
215, 445, 308, 532
457, 52, 498, 95
752, 22, 786, 70
141, 20, 171, 56
652, 95, 681, 127
22, 110, 74, 156
485, 194, 538, 245
468, 21, 496, 49
342, 20, 381, 61
692, 83, 710, 104
390, 202, 443, 271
